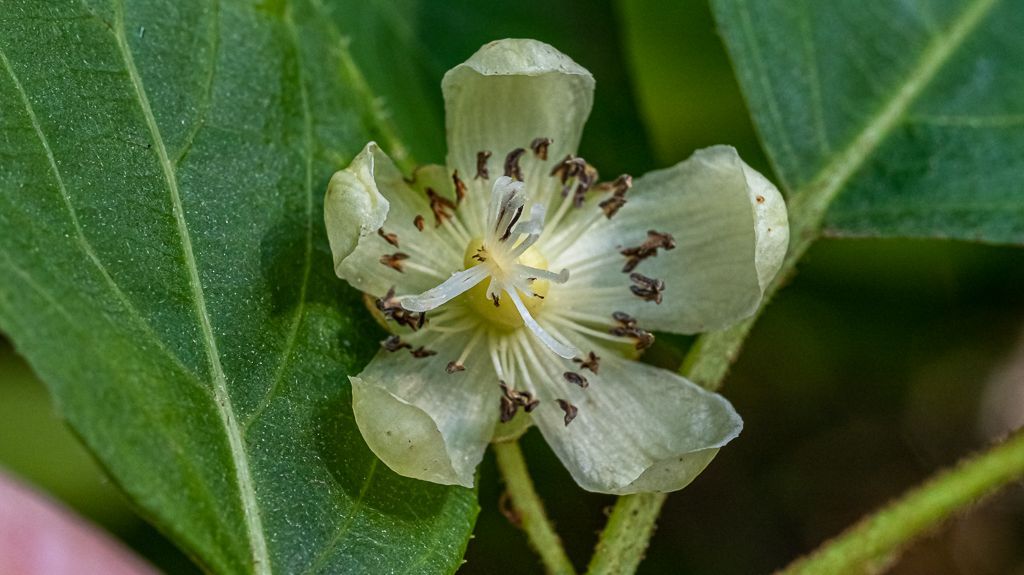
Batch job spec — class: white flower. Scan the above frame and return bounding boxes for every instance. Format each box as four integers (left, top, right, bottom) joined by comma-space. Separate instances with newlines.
324, 39, 788, 494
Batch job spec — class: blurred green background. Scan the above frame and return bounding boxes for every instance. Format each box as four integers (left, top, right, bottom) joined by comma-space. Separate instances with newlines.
2, 0, 1022, 573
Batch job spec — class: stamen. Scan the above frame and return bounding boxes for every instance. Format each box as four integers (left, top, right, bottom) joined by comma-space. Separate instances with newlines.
475, 150, 491, 180
629, 273, 665, 304
572, 164, 598, 208
413, 215, 425, 231
379, 252, 409, 272
376, 287, 427, 331
620, 230, 676, 273
500, 381, 540, 423
452, 170, 468, 205
563, 371, 588, 389
610, 311, 655, 349
381, 335, 411, 352
556, 399, 578, 426
530, 137, 551, 160
573, 351, 600, 373
504, 148, 526, 180
446, 329, 485, 374
377, 228, 399, 247
427, 188, 456, 226
410, 346, 437, 358
597, 174, 632, 218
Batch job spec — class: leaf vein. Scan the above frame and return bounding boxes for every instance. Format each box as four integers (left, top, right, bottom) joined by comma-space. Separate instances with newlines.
111, 1, 271, 572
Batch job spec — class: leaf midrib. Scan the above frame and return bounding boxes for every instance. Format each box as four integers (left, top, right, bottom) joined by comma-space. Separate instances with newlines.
111, 1, 271, 573
778, 0, 1000, 235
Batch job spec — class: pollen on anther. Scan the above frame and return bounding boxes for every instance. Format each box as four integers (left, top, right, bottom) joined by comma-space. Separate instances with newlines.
381, 335, 411, 352
530, 137, 551, 160
410, 346, 437, 358
475, 151, 491, 179
452, 171, 468, 205
556, 399, 578, 426
380, 252, 409, 272
377, 228, 399, 248
563, 371, 589, 389
573, 352, 600, 374
504, 148, 526, 180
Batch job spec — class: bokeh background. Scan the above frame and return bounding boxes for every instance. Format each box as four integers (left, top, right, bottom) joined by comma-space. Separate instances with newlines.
2, 0, 1022, 573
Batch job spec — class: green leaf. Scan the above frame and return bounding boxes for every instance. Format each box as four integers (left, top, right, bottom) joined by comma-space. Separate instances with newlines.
712, 0, 1024, 244
0, 1, 476, 573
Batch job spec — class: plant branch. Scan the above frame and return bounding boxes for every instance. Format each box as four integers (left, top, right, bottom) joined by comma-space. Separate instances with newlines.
585, 493, 666, 575
778, 427, 1024, 575
493, 440, 577, 575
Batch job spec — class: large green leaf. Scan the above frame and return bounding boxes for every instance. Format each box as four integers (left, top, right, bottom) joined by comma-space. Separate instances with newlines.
711, 0, 1024, 244
0, 1, 476, 573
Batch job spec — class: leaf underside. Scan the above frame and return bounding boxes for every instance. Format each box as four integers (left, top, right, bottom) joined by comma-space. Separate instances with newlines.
713, 0, 1024, 245
0, 1, 477, 573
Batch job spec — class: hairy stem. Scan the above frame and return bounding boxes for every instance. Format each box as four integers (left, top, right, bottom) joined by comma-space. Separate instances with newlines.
779, 428, 1024, 575
493, 441, 577, 575
586, 493, 666, 575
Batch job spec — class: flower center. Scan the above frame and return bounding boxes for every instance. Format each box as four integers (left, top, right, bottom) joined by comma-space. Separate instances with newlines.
461, 238, 549, 330
400, 175, 577, 358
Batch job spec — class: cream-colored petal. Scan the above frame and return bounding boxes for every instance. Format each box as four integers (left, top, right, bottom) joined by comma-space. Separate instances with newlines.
350, 327, 498, 487
324, 143, 464, 298
548, 146, 788, 334
442, 39, 595, 232
524, 327, 742, 494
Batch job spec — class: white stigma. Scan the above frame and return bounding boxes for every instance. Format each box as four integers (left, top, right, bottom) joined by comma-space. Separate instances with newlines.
401, 177, 579, 358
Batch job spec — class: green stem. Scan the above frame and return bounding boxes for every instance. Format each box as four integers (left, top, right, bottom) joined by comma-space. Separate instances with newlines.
779, 427, 1024, 575
585, 493, 666, 575
493, 441, 577, 575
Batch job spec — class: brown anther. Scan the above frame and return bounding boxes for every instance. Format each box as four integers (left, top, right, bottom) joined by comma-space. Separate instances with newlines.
620, 230, 676, 272
452, 170, 467, 205
503, 148, 526, 180
612, 311, 637, 326
532, 293, 545, 299
426, 188, 456, 226
629, 273, 665, 304
596, 174, 633, 196
375, 287, 427, 331
377, 228, 399, 248
609, 312, 656, 350
563, 371, 589, 389
491, 293, 501, 307
599, 195, 627, 218
475, 150, 492, 179
500, 394, 518, 423
556, 399, 578, 426
445, 361, 465, 374
756, 195, 766, 204
472, 247, 488, 263
573, 351, 601, 374
597, 174, 632, 218
379, 252, 409, 272
572, 163, 599, 208
530, 137, 552, 160
499, 382, 539, 423
550, 155, 585, 183
381, 335, 411, 352
410, 346, 437, 358
413, 214, 425, 231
